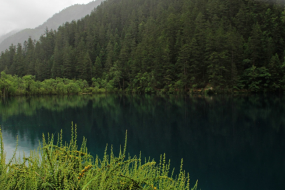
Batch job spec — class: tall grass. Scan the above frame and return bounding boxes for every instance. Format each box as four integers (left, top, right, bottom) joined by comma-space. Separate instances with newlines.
0, 125, 198, 189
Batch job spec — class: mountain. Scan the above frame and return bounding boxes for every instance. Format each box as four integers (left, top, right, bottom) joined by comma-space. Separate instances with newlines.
0, 0, 104, 52
1, 0, 285, 93
0, 30, 21, 44
36, 0, 104, 31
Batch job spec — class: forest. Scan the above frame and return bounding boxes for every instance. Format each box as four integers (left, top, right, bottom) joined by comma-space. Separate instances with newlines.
0, 0, 285, 94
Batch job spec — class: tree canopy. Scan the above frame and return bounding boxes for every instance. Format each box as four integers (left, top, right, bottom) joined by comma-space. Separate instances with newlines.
1, 0, 285, 93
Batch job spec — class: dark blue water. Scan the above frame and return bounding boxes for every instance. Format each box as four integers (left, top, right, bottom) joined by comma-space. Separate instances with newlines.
0, 94, 284, 190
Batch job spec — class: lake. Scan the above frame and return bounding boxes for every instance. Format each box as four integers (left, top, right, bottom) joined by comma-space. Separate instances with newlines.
0, 94, 284, 190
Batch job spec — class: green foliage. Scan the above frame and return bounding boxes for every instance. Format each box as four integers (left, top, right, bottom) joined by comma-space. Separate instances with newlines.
0, 71, 117, 96
242, 65, 271, 92
0, 125, 198, 190
132, 72, 156, 94
1, 0, 285, 93
93, 56, 103, 79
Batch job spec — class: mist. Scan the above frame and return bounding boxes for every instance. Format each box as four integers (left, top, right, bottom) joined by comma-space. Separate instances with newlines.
0, 0, 94, 36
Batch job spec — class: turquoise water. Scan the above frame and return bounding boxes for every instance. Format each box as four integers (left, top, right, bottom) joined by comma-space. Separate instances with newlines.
0, 94, 284, 190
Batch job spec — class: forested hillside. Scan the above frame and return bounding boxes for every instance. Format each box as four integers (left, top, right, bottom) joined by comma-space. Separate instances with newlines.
1, 0, 285, 93
0, 0, 104, 52
0, 30, 20, 44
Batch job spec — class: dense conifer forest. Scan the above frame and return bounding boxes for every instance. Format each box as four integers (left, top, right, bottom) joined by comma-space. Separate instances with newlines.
1, 0, 285, 94
0, 0, 104, 52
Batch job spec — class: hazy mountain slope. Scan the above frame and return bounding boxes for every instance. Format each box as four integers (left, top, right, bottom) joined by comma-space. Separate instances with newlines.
0, 30, 21, 44
36, 0, 104, 30
0, 0, 103, 52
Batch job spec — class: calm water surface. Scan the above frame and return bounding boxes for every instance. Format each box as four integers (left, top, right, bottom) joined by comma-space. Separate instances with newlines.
0, 94, 284, 190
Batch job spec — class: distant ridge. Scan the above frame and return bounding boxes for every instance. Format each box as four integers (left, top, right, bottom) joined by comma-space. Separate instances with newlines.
0, 30, 21, 44
0, 0, 104, 52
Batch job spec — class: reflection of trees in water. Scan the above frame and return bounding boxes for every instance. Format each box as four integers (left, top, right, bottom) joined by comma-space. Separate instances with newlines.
0, 94, 284, 190
0, 95, 90, 120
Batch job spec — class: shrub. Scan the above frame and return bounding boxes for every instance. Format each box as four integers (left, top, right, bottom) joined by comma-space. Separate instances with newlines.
0, 125, 198, 190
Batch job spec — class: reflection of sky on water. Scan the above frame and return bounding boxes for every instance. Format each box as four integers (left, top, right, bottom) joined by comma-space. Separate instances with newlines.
1, 127, 39, 162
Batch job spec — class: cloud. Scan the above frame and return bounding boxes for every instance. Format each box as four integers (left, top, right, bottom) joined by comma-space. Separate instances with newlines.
0, 0, 93, 36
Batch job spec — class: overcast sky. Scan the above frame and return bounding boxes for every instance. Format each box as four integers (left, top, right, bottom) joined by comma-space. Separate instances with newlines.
0, 0, 93, 36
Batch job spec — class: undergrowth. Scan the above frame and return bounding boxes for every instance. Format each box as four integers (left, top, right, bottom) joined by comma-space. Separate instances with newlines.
0, 124, 198, 189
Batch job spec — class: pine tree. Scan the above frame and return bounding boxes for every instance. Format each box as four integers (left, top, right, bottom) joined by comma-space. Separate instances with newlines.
77, 52, 92, 82
25, 38, 35, 75
6, 45, 16, 74
14, 43, 25, 77
93, 56, 103, 79
62, 43, 73, 79
248, 23, 264, 67
51, 45, 62, 78
193, 12, 208, 82
105, 41, 114, 72
268, 53, 282, 90
176, 44, 191, 90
